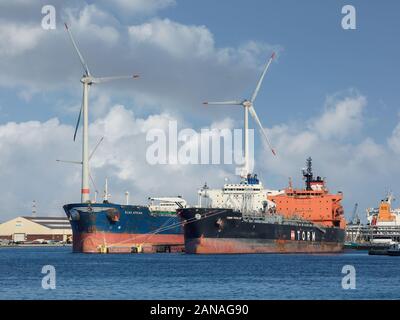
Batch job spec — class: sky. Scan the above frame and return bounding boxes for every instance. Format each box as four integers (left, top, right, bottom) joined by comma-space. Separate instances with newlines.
0, 0, 400, 221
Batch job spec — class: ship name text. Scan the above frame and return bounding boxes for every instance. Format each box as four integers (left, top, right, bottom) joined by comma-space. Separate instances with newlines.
291, 230, 316, 241
125, 211, 143, 215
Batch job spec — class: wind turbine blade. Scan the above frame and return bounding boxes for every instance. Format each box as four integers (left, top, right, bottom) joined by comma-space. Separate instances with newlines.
248, 105, 276, 156
89, 137, 104, 160
64, 23, 91, 76
73, 90, 83, 141
203, 100, 242, 106
91, 75, 139, 84
250, 52, 275, 103
56, 159, 82, 165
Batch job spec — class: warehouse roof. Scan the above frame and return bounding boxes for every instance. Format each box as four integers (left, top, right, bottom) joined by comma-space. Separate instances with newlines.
21, 216, 71, 230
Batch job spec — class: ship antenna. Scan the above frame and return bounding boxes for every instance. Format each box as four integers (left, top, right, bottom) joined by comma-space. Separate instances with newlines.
103, 178, 110, 203
304, 157, 313, 191
306, 157, 312, 176
288, 177, 293, 190
125, 191, 130, 205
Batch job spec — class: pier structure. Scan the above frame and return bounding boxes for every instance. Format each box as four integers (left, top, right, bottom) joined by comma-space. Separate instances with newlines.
346, 224, 400, 243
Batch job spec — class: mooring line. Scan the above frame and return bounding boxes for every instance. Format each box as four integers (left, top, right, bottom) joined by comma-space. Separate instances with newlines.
106, 209, 225, 248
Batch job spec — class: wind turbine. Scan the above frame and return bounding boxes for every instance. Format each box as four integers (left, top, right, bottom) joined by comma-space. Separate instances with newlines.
64, 23, 139, 203
203, 52, 276, 178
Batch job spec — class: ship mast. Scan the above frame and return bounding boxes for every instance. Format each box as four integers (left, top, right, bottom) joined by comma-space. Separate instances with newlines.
303, 157, 313, 191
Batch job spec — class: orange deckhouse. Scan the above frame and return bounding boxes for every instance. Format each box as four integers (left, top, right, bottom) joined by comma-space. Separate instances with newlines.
268, 158, 346, 229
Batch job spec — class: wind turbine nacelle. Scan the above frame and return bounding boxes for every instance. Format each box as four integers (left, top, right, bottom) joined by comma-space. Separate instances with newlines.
242, 100, 252, 107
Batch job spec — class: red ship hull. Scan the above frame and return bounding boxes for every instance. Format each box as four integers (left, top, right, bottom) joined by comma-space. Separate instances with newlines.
64, 203, 183, 254
72, 232, 184, 253
185, 237, 344, 254
178, 208, 345, 255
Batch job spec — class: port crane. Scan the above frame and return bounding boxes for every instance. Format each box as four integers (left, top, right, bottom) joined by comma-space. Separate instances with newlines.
350, 203, 360, 225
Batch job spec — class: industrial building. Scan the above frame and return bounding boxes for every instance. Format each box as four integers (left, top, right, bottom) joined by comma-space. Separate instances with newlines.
0, 216, 72, 242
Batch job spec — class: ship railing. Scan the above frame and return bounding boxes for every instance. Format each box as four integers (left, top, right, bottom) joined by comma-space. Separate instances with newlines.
242, 213, 316, 227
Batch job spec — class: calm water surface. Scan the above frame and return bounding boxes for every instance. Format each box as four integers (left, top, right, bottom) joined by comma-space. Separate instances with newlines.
0, 247, 398, 300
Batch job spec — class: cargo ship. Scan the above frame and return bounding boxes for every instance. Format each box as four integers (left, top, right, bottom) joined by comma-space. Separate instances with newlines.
64, 191, 185, 253
64, 204, 183, 253
178, 158, 346, 254
367, 193, 400, 228
345, 193, 400, 247
62, 24, 184, 253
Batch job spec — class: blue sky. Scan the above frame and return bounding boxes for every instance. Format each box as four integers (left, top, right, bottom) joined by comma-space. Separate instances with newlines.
2, 1, 400, 138
0, 0, 400, 220
152, 0, 400, 140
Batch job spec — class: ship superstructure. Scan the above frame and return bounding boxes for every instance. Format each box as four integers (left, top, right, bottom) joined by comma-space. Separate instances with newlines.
268, 157, 346, 229
367, 193, 400, 227
148, 197, 187, 215
196, 176, 283, 214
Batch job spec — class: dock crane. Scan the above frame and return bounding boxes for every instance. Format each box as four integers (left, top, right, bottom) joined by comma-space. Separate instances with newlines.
350, 203, 361, 225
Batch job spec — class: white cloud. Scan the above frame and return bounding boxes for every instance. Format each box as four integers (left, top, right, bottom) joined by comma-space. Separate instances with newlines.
64, 5, 120, 45
0, 104, 234, 220
388, 121, 400, 154
100, 0, 176, 15
129, 19, 214, 59
0, 4, 279, 115
0, 118, 80, 219
259, 93, 400, 221
312, 94, 366, 140
0, 23, 44, 56
1, 93, 400, 222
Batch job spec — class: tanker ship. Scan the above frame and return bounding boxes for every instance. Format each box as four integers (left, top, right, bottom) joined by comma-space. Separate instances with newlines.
61, 24, 184, 253
177, 51, 346, 254
178, 158, 346, 254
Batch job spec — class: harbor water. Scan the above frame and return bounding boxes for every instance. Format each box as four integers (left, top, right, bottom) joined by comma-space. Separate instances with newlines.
0, 247, 398, 300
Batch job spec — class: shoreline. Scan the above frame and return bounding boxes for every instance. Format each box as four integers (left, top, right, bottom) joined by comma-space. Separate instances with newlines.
0, 244, 72, 248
